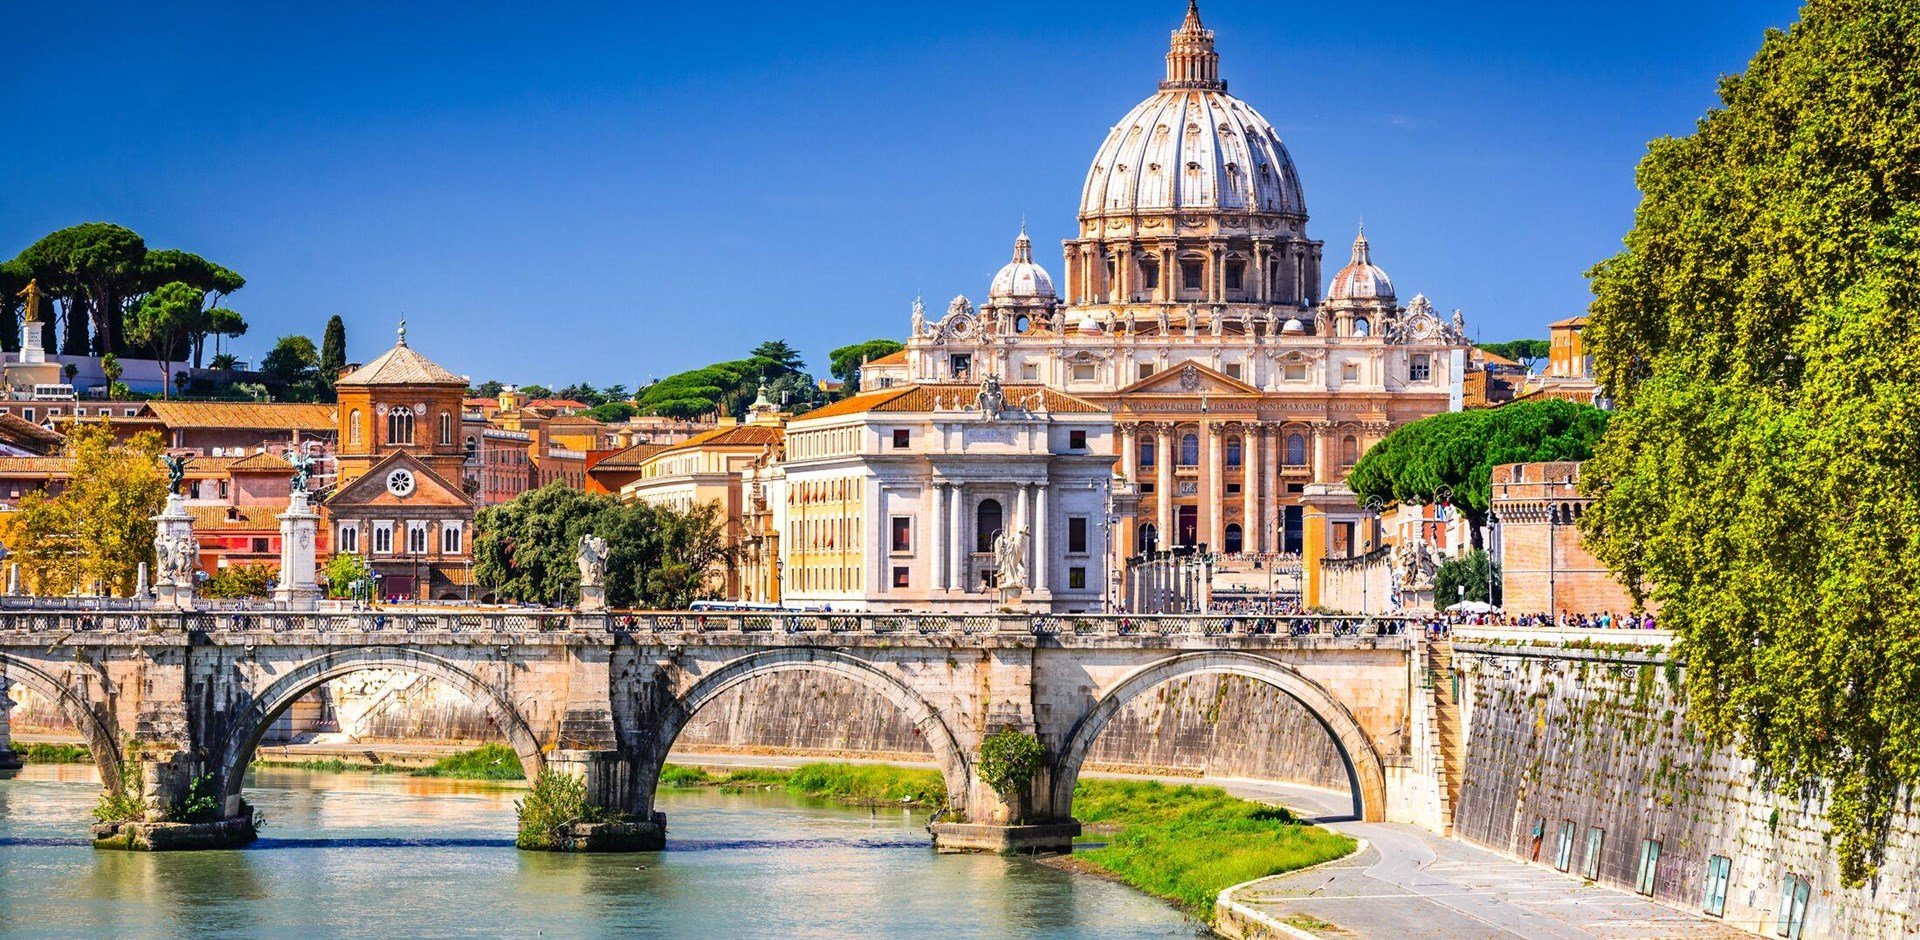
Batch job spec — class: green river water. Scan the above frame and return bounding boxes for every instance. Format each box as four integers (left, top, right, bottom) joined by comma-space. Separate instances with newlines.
0, 764, 1201, 938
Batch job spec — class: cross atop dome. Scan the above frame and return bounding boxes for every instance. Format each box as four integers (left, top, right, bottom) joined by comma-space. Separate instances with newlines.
1163, 0, 1223, 91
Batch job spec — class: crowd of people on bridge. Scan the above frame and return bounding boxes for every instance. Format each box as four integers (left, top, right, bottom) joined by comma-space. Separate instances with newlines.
1420, 609, 1658, 636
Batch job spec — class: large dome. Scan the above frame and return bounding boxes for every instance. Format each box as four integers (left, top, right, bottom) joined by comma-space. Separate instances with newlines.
1079, 3, 1305, 220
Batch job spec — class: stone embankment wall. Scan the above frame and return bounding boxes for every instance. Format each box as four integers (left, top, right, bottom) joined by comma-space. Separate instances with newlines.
1452, 641, 1917, 939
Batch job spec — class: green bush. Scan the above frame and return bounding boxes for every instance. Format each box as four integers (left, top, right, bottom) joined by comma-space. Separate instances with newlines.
168, 774, 221, 824
978, 729, 1044, 796
515, 768, 620, 850
19, 742, 91, 763
93, 766, 146, 824
413, 743, 524, 780
200, 563, 277, 599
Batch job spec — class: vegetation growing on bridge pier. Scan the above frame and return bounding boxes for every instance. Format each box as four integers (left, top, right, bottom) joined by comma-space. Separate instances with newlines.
515, 768, 624, 850
659, 761, 945, 807
15, 742, 91, 763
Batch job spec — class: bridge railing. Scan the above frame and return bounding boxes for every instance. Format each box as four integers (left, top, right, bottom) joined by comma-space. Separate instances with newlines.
0, 608, 1414, 638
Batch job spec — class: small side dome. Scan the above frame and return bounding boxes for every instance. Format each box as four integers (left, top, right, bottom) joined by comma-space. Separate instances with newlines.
1327, 227, 1395, 303
988, 226, 1057, 302
1281, 317, 1306, 334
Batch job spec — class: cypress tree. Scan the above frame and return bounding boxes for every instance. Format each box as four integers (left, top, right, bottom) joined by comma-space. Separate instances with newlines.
319, 315, 347, 390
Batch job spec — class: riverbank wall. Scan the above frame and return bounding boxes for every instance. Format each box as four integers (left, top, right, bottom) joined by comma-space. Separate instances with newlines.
1449, 638, 1918, 939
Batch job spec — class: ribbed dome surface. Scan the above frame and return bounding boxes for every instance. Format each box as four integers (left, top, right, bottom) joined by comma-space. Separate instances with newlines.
1081, 90, 1305, 219
1327, 229, 1394, 302
989, 228, 1057, 301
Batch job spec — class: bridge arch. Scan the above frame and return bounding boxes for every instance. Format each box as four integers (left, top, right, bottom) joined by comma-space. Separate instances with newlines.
652, 648, 970, 812
0, 653, 123, 787
214, 646, 545, 814
1050, 651, 1387, 821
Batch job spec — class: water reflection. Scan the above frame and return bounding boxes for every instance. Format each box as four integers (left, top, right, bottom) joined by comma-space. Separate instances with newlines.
0, 764, 1203, 938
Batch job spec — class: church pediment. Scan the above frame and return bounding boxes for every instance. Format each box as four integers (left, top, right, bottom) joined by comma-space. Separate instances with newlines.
1116, 361, 1260, 396
328, 450, 473, 510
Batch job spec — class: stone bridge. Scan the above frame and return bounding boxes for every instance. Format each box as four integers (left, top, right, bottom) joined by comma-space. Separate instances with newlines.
0, 609, 1443, 851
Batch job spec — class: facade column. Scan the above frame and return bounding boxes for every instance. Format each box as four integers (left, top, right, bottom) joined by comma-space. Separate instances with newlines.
1033, 484, 1050, 595
1241, 424, 1259, 555
1205, 422, 1225, 552
1262, 426, 1279, 554
1120, 425, 1138, 484
1015, 483, 1031, 589
1311, 425, 1330, 484
948, 483, 965, 592
1155, 424, 1173, 545
1115, 242, 1132, 302
930, 482, 947, 592
1208, 243, 1224, 304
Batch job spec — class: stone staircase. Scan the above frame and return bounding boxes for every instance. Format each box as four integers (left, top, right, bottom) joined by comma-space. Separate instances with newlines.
1427, 636, 1465, 835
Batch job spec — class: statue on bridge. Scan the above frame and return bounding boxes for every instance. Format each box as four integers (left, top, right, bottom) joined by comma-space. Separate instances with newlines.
288, 451, 315, 496
993, 526, 1029, 593
576, 534, 610, 612
154, 531, 200, 588
162, 454, 191, 497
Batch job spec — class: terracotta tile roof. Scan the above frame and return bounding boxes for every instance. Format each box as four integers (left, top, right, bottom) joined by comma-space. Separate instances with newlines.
187, 505, 282, 529
645, 424, 784, 461
866, 349, 907, 366
0, 413, 64, 454
1473, 348, 1522, 367
547, 414, 605, 427
797, 384, 1105, 420
1548, 315, 1589, 328
592, 441, 671, 469
336, 342, 466, 387
141, 402, 337, 431
227, 451, 294, 472
0, 456, 71, 474
526, 398, 589, 410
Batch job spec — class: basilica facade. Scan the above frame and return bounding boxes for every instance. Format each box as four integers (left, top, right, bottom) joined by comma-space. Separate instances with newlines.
866, 2, 1470, 577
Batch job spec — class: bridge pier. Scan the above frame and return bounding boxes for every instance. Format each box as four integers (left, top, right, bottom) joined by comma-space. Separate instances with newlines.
539, 749, 666, 851
0, 678, 21, 776
94, 748, 257, 851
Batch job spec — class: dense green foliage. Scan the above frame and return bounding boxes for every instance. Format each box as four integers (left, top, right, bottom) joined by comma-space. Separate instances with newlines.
324, 552, 370, 599
1073, 780, 1356, 917
515, 768, 621, 850
1476, 338, 1550, 369
1346, 399, 1608, 543
1578, 0, 1920, 885
17, 742, 91, 763
473, 483, 735, 608
828, 338, 905, 392
93, 764, 146, 824
977, 729, 1044, 796
262, 334, 325, 400
10, 223, 244, 358
125, 282, 204, 398
200, 563, 277, 599
319, 315, 347, 391
634, 339, 827, 419
1434, 549, 1500, 607
413, 743, 525, 780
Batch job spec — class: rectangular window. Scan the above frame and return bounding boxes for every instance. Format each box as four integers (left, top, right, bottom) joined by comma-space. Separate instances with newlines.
1225, 261, 1244, 291
892, 429, 910, 449
1341, 362, 1360, 383
1776, 874, 1811, 939
1703, 855, 1731, 918
890, 516, 912, 553
441, 522, 462, 555
1069, 566, 1086, 589
949, 353, 972, 378
1071, 362, 1097, 382
20, 409, 33, 422
1180, 260, 1203, 290
1224, 362, 1242, 380
1226, 482, 1241, 495
1021, 362, 1040, 381
1554, 822, 1576, 872
1283, 361, 1308, 382
1137, 362, 1156, 381
1582, 828, 1604, 881
339, 525, 360, 554
1068, 516, 1088, 554
1069, 430, 1087, 450
373, 523, 394, 555
1635, 839, 1662, 896
1331, 521, 1354, 557
406, 522, 428, 554
1410, 353, 1433, 382
892, 566, 910, 589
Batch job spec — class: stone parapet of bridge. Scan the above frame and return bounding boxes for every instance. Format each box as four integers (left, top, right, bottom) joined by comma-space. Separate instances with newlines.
0, 608, 1439, 853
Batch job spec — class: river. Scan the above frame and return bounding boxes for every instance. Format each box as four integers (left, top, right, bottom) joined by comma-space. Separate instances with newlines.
0, 764, 1202, 938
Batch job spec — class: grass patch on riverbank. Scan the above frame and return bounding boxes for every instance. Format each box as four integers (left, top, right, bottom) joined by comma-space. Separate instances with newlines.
16, 742, 92, 763
1071, 779, 1356, 918
255, 744, 524, 781
660, 761, 945, 808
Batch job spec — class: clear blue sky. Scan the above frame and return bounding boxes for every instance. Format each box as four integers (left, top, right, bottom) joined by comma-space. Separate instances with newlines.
2, 1, 1801, 388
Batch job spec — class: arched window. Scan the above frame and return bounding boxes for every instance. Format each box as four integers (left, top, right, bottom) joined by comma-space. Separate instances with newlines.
1340, 435, 1360, 466
1353, 318, 1371, 338
1138, 522, 1158, 553
1286, 433, 1307, 466
1138, 435, 1156, 468
1179, 433, 1200, 467
1225, 435, 1243, 467
1224, 523, 1243, 554
387, 408, 414, 445
348, 410, 362, 446
438, 411, 454, 445
976, 499, 1003, 554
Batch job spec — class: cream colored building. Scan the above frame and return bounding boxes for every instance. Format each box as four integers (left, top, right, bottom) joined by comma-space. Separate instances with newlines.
865, 3, 1469, 603
773, 381, 1117, 613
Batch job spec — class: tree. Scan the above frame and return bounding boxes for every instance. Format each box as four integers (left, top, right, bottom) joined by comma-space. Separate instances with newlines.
1578, 0, 1920, 885
0, 258, 28, 354
585, 401, 637, 423
749, 339, 804, 374
474, 483, 734, 608
1346, 399, 1609, 545
1476, 339, 1550, 371
319, 315, 347, 390
125, 282, 205, 399
2, 422, 166, 596
262, 334, 321, 399
471, 379, 505, 399
829, 338, 905, 393
324, 552, 370, 599
1433, 550, 1500, 607
100, 354, 123, 399
201, 564, 277, 599
16, 222, 147, 355
206, 307, 247, 361
141, 249, 244, 366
